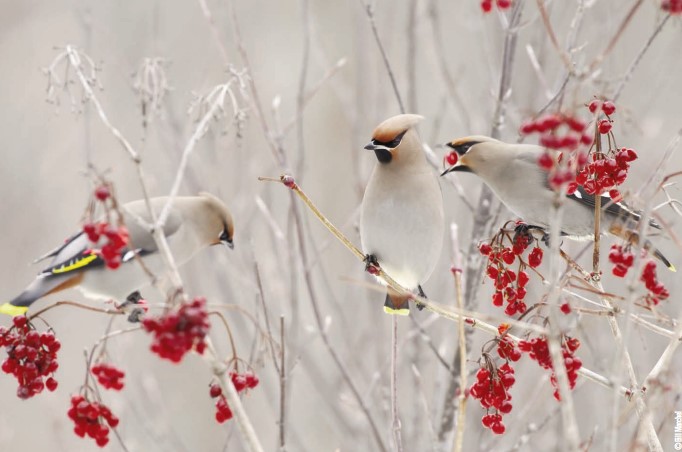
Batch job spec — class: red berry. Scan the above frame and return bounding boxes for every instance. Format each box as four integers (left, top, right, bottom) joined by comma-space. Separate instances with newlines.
602, 101, 616, 116
560, 303, 571, 314
528, 247, 543, 268
13, 316, 28, 328
94, 186, 110, 201
445, 152, 458, 166
598, 120, 612, 134
491, 421, 506, 434
520, 121, 536, 135
481, 0, 493, 12
209, 383, 222, 398
46, 377, 58, 392
479, 243, 492, 256
588, 100, 601, 113
537, 153, 554, 170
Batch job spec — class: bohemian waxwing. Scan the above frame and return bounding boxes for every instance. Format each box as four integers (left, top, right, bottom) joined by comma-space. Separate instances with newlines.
1, 193, 234, 316
441, 136, 674, 270
361, 114, 445, 315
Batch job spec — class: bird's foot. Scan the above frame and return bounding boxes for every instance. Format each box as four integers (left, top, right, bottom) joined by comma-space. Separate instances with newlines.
364, 254, 380, 275
513, 223, 545, 245
118, 291, 148, 323
125, 291, 143, 305
127, 308, 146, 323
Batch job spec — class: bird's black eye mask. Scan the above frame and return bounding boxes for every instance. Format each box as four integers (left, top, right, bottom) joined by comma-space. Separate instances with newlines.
446, 140, 480, 156
365, 130, 408, 164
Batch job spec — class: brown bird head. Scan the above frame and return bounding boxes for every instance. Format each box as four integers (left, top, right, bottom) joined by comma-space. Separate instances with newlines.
364, 114, 425, 165
440, 135, 502, 176
198, 192, 235, 249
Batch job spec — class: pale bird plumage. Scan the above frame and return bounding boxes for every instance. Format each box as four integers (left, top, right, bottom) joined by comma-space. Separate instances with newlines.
360, 114, 445, 314
441, 136, 674, 270
1, 193, 234, 316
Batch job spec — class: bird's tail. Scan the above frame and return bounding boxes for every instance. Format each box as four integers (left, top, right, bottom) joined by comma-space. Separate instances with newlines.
383, 289, 410, 316
0, 274, 81, 316
609, 225, 676, 272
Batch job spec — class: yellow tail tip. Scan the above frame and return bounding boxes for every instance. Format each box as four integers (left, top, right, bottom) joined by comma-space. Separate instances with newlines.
669, 264, 677, 273
383, 306, 410, 316
0, 303, 28, 317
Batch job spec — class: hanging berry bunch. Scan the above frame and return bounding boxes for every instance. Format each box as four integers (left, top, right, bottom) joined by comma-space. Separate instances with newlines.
91, 362, 125, 391
0, 315, 60, 399
640, 260, 670, 306
518, 335, 582, 401
67, 393, 120, 448
141, 296, 211, 363
479, 221, 545, 316
208, 371, 259, 424
469, 327, 520, 435
82, 181, 129, 270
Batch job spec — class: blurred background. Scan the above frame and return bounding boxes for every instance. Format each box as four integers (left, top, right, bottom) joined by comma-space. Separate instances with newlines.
0, 0, 680, 450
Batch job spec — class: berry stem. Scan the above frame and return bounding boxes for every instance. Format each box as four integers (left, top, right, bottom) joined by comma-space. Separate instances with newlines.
450, 223, 468, 452
28, 301, 125, 322
208, 311, 239, 371
203, 338, 264, 452
592, 125, 602, 276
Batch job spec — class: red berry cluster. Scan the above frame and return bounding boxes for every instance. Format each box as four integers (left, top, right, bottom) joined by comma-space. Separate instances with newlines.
92, 363, 125, 391
662, 0, 682, 13
641, 260, 669, 306
82, 184, 129, 270
520, 114, 592, 151
208, 372, 259, 423
480, 226, 544, 316
481, 0, 511, 13
608, 244, 635, 277
497, 337, 522, 362
520, 113, 593, 190
518, 336, 581, 401
82, 223, 129, 269
141, 297, 210, 363
230, 371, 259, 392
574, 147, 637, 199
470, 362, 516, 434
1, 316, 60, 399
68, 394, 119, 447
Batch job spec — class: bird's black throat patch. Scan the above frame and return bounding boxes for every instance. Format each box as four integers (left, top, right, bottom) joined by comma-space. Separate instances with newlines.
374, 148, 392, 163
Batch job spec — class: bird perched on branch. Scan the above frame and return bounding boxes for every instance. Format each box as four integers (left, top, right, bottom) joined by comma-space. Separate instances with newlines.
361, 114, 445, 315
1, 193, 234, 316
441, 135, 674, 270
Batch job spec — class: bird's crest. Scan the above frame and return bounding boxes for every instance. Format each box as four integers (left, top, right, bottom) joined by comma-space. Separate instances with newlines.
371, 114, 423, 144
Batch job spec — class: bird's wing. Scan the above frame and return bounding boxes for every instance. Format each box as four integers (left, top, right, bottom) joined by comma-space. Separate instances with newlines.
31, 231, 84, 264
566, 186, 660, 229
39, 205, 183, 277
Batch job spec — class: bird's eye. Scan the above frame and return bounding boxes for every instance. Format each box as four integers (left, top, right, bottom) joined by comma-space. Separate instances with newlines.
219, 230, 230, 242
374, 130, 408, 149
448, 141, 480, 156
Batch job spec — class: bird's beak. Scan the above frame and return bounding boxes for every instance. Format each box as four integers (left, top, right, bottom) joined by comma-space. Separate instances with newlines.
440, 156, 470, 176
364, 142, 378, 150
223, 240, 234, 250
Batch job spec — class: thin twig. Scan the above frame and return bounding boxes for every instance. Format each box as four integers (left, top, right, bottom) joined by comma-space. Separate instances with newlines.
451, 224, 467, 452
612, 14, 671, 101
586, 0, 644, 74
390, 317, 403, 452
360, 0, 406, 114
534, 0, 574, 73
